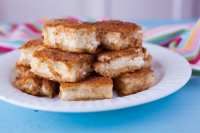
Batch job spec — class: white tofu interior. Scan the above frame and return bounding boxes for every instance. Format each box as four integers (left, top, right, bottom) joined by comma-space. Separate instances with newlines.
106, 56, 145, 70
18, 46, 38, 65
43, 27, 100, 52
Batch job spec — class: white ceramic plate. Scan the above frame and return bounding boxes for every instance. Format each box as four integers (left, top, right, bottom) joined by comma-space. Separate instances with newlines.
0, 43, 191, 113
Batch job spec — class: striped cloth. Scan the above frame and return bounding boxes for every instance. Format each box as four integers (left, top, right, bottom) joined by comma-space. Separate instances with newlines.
144, 19, 200, 75
0, 22, 42, 52
0, 18, 200, 74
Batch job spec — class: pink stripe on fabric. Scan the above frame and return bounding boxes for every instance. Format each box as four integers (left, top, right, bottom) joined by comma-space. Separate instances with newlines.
25, 23, 41, 33
0, 46, 14, 52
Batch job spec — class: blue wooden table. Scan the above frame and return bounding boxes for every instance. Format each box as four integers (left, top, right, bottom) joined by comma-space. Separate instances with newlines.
0, 20, 199, 133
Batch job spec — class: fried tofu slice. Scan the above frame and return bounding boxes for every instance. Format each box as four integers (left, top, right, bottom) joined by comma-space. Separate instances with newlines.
95, 20, 142, 50
17, 39, 43, 66
13, 65, 59, 97
31, 47, 94, 82
114, 68, 155, 96
42, 19, 100, 53
59, 76, 113, 101
94, 48, 152, 77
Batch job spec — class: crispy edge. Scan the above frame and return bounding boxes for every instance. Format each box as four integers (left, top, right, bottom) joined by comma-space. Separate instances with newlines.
13, 64, 59, 97
19, 39, 43, 49
114, 68, 155, 96
60, 76, 113, 89
95, 20, 141, 33
97, 48, 146, 62
33, 47, 94, 63
44, 19, 96, 30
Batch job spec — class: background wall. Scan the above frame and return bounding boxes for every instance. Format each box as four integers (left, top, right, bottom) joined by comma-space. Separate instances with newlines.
0, 0, 198, 22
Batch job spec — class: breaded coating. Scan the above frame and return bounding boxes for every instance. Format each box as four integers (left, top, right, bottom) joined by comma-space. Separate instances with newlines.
17, 39, 43, 66
31, 48, 94, 82
95, 20, 142, 50
94, 48, 152, 77
43, 19, 100, 53
60, 76, 113, 101
114, 68, 155, 96
13, 65, 59, 97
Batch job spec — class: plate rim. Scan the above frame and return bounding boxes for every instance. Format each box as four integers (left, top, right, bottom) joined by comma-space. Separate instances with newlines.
0, 43, 192, 113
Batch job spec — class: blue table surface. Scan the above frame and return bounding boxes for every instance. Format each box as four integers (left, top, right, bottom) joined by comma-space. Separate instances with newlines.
1, 20, 200, 133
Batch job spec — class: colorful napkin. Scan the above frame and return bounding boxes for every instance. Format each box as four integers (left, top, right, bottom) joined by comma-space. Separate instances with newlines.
144, 20, 200, 74
0, 18, 200, 74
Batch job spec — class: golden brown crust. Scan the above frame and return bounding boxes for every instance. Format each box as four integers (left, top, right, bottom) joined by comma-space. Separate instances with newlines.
15, 64, 37, 78
13, 76, 42, 96
19, 39, 43, 49
97, 48, 146, 62
44, 19, 96, 30
114, 68, 155, 96
42, 19, 101, 54
33, 48, 94, 63
17, 39, 44, 67
95, 20, 142, 51
95, 20, 141, 33
60, 76, 112, 89
43, 19, 142, 52
30, 54, 93, 82
13, 64, 59, 97
16, 60, 30, 67
45, 19, 141, 32
118, 68, 153, 78
59, 75, 113, 100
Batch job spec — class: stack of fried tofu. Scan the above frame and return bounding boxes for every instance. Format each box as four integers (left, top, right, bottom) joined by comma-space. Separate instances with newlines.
13, 19, 155, 101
